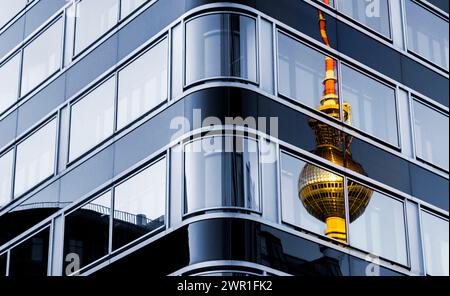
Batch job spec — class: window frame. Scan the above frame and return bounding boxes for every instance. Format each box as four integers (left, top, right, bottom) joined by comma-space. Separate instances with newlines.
67, 74, 117, 165
338, 61, 401, 150
71, 0, 121, 59
347, 176, 410, 268
19, 15, 64, 98
12, 115, 58, 199
334, 0, 393, 41
182, 134, 263, 218
116, 36, 170, 131
0, 0, 29, 32
410, 96, 449, 173
183, 10, 260, 89
0, 52, 22, 116
419, 207, 449, 276
403, 0, 450, 72
0, 148, 15, 209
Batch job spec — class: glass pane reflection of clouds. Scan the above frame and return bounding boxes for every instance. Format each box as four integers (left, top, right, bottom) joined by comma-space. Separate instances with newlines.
349, 184, 408, 266
422, 211, 449, 276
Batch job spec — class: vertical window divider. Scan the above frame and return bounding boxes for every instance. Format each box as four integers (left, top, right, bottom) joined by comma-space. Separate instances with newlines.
47, 220, 55, 276
167, 31, 172, 102
343, 175, 351, 244
255, 15, 261, 86
54, 111, 62, 178
337, 59, 345, 123
402, 196, 412, 269
275, 142, 282, 225
11, 145, 17, 200
417, 204, 428, 275
113, 73, 119, 132
408, 91, 418, 161
394, 86, 403, 152
164, 153, 171, 229
108, 189, 114, 254
5, 250, 10, 276
272, 26, 279, 97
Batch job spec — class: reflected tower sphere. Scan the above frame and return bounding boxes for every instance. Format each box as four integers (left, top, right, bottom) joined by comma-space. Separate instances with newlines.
298, 3, 373, 242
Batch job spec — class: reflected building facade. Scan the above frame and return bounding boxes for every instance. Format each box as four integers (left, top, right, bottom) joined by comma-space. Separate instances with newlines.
0, 0, 448, 276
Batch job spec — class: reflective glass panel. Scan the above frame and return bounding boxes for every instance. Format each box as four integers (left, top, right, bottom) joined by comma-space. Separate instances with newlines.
185, 136, 260, 213
9, 228, 49, 276
113, 158, 166, 250
0, 53, 20, 114
413, 100, 449, 171
185, 13, 257, 85
349, 181, 408, 265
341, 65, 398, 146
117, 39, 168, 129
69, 77, 115, 161
63, 191, 111, 275
278, 32, 338, 114
281, 152, 347, 240
421, 211, 449, 276
14, 119, 57, 197
120, 0, 147, 19
0, 150, 13, 207
406, 0, 449, 70
336, 0, 391, 38
74, 0, 119, 55
21, 18, 63, 96
0, 0, 27, 28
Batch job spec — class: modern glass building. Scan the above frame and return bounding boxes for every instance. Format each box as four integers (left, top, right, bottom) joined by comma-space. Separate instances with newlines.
0, 0, 448, 276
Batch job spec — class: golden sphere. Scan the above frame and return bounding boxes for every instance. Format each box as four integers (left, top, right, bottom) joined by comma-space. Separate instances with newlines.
298, 146, 373, 223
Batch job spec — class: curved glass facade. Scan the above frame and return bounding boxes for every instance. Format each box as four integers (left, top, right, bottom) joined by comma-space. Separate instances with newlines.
185, 13, 257, 85
184, 136, 260, 214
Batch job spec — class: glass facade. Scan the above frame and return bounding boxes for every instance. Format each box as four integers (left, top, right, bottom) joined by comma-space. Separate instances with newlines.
0, 0, 448, 277
278, 32, 336, 115
74, 0, 119, 55
69, 77, 115, 161
113, 158, 166, 250
336, 0, 391, 38
0, 53, 20, 114
185, 13, 257, 85
117, 38, 168, 129
0, 150, 14, 207
0, 0, 27, 29
341, 65, 398, 146
14, 119, 57, 197
413, 100, 449, 171
349, 181, 408, 265
21, 18, 63, 96
184, 136, 260, 213
405, 0, 449, 70
421, 211, 449, 276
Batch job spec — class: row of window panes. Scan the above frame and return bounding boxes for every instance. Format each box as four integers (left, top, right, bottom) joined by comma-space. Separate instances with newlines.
321, 0, 448, 70
0, 0, 150, 115
63, 157, 166, 274
0, 136, 448, 275
280, 151, 449, 275
0, 118, 57, 208
69, 38, 168, 162
277, 30, 449, 171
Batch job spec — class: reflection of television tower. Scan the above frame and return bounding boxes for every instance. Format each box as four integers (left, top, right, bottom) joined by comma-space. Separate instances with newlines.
298, 0, 373, 242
